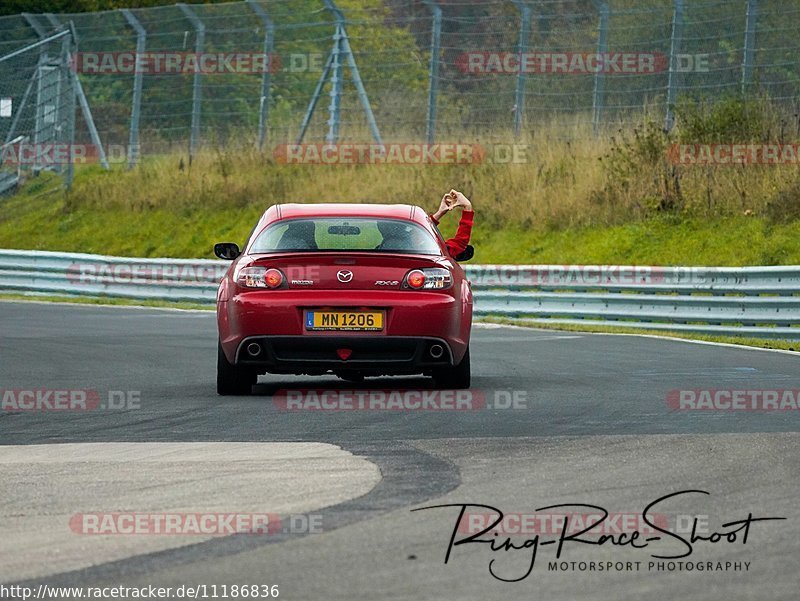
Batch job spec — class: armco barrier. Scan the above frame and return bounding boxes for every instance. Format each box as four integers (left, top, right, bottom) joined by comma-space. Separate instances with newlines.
1, 250, 799, 340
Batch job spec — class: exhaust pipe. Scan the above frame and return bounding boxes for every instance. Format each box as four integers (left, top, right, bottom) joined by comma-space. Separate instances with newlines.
429, 344, 444, 359
246, 342, 262, 357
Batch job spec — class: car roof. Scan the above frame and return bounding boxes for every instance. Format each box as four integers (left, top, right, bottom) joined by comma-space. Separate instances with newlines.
264, 203, 428, 224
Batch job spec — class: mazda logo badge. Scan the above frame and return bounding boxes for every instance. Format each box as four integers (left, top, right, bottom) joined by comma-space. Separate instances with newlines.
337, 270, 354, 283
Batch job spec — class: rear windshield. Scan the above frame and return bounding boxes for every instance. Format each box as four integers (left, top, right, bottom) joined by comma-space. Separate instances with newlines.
249, 218, 442, 255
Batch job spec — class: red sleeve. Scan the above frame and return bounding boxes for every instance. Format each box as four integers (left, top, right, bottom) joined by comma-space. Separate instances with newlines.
444, 210, 474, 257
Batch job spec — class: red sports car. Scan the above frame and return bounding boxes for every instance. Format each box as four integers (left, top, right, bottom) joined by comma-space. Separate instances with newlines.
214, 203, 474, 395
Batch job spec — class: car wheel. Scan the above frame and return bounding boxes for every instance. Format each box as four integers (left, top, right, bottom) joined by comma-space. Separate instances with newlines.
433, 346, 470, 389
217, 341, 256, 395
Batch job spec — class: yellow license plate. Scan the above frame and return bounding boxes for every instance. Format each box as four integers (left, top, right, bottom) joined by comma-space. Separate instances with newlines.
305, 311, 383, 331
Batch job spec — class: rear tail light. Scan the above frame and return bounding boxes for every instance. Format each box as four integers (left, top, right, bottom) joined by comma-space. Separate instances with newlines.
237, 266, 286, 289
406, 270, 426, 289
403, 268, 452, 290
264, 268, 283, 288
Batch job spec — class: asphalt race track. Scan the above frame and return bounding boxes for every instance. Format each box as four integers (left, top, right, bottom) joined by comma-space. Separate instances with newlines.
1, 301, 799, 599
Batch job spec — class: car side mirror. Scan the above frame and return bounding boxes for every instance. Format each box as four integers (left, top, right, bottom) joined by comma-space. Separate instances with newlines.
454, 244, 474, 262
214, 242, 241, 260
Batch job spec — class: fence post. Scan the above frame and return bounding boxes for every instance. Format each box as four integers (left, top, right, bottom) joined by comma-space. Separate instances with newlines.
511, 1, 532, 137
664, 0, 684, 132
423, 0, 441, 145
322, 0, 346, 143
741, 0, 758, 94
297, 1, 382, 145
177, 3, 204, 160
120, 9, 145, 169
61, 32, 76, 189
246, 0, 274, 151
297, 53, 335, 144
316, 0, 382, 145
592, 1, 609, 135
338, 19, 383, 145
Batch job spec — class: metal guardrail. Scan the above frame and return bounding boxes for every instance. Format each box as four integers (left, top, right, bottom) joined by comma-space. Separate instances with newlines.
1, 249, 799, 340
0, 249, 224, 303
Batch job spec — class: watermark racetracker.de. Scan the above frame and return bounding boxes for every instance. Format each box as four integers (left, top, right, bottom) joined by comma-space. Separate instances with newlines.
1, 143, 138, 166
466, 265, 716, 287
69, 512, 323, 536
1, 389, 141, 411
668, 143, 800, 165
455, 51, 711, 75
667, 388, 800, 411
272, 143, 529, 165
66, 262, 228, 286
71, 51, 279, 74
272, 389, 530, 411
70, 50, 328, 74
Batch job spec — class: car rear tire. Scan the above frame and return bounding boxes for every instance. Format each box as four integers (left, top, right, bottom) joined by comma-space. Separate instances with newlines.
217, 341, 257, 395
433, 346, 470, 389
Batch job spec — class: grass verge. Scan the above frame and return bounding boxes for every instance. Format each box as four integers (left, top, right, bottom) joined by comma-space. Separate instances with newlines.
2, 179, 800, 264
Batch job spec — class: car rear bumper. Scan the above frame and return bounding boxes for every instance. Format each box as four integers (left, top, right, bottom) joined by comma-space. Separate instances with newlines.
218, 289, 471, 371
235, 335, 454, 375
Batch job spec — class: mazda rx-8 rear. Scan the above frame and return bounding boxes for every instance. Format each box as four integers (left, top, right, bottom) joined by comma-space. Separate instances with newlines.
213, 203, 473, 395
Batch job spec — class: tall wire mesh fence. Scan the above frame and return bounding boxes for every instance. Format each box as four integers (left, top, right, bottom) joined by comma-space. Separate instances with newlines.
0, 0, 798, 188
0, 28, 76, 193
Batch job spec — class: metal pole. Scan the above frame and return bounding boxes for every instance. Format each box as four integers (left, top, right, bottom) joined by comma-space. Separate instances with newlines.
22, 13, 48, 38
511, 1, 532, 137
43, 13, 62, 31
71, 69, 110, 169
326, 20, 345, 143
11, 19, 67, 62
741, 0, 758, 94
297, 52, 335, 144
297, 0, 382, 145
339, 29, 383, 145
247, 0, 274, 151
61, 32, 76, 189
121, 9, 146, 169
423, 0, 442, 145
178, 3, 205, 159
664, 0, 684, 132
592, 1, 609, 135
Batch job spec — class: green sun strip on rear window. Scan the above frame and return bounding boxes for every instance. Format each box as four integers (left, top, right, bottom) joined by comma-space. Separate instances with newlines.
249, 218, 441, 255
